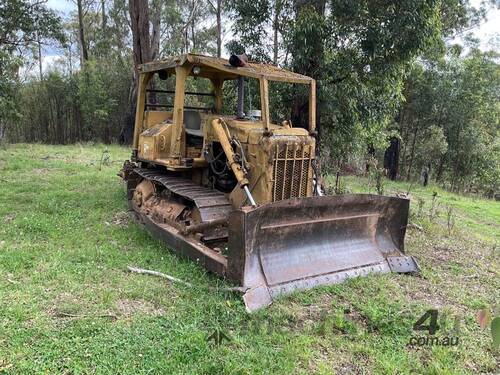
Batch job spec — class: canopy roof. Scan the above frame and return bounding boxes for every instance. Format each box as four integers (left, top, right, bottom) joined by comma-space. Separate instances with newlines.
138, 53, 313, 84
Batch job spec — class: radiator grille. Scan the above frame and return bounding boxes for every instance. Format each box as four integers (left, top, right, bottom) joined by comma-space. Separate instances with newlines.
272, 143, 313, 201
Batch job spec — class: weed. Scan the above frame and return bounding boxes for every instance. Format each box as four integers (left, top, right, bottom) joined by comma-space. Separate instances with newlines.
446, 206, 455, 236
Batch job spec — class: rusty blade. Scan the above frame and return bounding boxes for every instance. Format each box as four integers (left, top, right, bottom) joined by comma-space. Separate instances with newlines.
227, 194, 415, 312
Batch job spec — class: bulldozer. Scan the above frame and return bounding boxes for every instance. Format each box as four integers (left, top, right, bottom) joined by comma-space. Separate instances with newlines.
121, 53, 418, 312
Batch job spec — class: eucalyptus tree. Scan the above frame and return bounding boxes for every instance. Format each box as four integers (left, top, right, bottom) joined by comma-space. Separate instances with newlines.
0, 0, 63, 142
228, 0, 478, 162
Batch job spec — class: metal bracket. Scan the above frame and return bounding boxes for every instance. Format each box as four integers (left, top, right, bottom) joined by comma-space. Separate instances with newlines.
387, 256, 420, 273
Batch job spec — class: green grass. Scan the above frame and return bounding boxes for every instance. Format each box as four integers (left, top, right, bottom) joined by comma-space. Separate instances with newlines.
337, 175, 500, 245
0, 143, 498, 374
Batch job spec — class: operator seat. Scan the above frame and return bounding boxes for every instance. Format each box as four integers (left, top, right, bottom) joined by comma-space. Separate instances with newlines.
184, 110, 203, 137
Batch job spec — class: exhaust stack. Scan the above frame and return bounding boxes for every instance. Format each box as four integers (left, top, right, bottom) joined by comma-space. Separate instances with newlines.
237, 76, 244, 118
229, 54, 248, 119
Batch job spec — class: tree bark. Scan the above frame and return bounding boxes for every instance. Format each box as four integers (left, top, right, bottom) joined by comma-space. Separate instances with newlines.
216, 0, 221, 57
406, 123, 419, 180
37, 34, 43, 80
272, 1, 281, 64
77, 0, 88, 64
150, 0, 161, 60
384, 137, 400, 180
129, 0, 151, 67
120, 0, 153, 144
191, 20, 196, 51
101, 0, 106, 34
0, 120, 5, 144
436, 154, 445, 181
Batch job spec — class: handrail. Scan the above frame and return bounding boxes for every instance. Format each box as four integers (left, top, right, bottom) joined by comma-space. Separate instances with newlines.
145, 103, 212, 111
146, 89, 215, 97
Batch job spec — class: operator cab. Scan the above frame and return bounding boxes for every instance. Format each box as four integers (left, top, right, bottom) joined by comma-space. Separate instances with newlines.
133, 53, 316, 170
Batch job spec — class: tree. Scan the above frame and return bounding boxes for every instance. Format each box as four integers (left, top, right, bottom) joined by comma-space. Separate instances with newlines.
397, 47, 499, 193
228, 0, 476, 162
0, 0, 63, 142
76, 0, 88, 63
207, 0, 223, 57
120, 0, 156, 144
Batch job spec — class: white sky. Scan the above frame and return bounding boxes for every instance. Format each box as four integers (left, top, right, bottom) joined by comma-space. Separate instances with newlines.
36, 0, 499, 74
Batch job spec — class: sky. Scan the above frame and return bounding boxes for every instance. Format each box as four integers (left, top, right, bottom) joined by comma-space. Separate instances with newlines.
36, 0, 500, 74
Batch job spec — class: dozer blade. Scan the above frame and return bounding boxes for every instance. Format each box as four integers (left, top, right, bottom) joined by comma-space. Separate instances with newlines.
227, 194, 419, 312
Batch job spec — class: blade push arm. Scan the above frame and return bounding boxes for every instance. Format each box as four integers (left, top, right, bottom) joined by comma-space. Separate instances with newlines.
211, 118, 256, 206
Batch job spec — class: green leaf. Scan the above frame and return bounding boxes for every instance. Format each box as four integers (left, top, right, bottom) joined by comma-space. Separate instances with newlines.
491, 317, 500, 349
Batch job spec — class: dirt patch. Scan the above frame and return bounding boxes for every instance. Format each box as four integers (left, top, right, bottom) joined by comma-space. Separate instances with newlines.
32, 168, 51, 175
3, 213, 16, 223
433, 245, 455, 263
309, 345, 370, 375
332, 360, 369, 375
48, 292, 84, 318
48, 293, 166, 321
343, 306, 369, 328
403, 282, 449, 309
115, 298, 165, 317
110, 211, 131, 227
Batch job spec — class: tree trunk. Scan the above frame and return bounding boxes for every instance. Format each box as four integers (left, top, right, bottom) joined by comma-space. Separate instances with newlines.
77, 0, 88, 64
406, 124, 419, 180
384, 137, 400, 180
120, 0, 153, 144
272, 1, 281, 64
0, 120, 5, 144
216, 0, 222, 57
101, 0, 106, 33
37, 35, 43, 80
436, 154, 445, 181
191, 20, 196, 51
150, 0, 161, 60
129, 0, 151, 68
397, 78, 412, 178
68, 38, 73, 74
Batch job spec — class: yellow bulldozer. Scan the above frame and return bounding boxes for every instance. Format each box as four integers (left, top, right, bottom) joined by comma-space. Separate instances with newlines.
121, 53, 418, 311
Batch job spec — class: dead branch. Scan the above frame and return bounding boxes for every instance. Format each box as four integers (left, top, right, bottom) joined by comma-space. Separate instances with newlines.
407, 223, 423, 231
181, 0, 200, 33
55, 312, 117, 319
127, 266, 247, 293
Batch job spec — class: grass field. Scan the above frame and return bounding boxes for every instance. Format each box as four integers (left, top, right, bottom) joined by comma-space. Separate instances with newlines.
0, 144, 498, 374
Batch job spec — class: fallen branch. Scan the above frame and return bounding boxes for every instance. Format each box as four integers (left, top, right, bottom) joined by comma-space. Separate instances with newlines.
407, 223, 423, 231
127, 266, 247, 293
127, 266, 194, 287
55, 312, 116, 319
462, 274, 478, 279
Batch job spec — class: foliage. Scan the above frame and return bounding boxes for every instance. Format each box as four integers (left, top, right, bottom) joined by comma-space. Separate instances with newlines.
0, 0, 64, 47
77, 59, 131, 142
399, 48, 499, 196
0, 0, 64, 141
